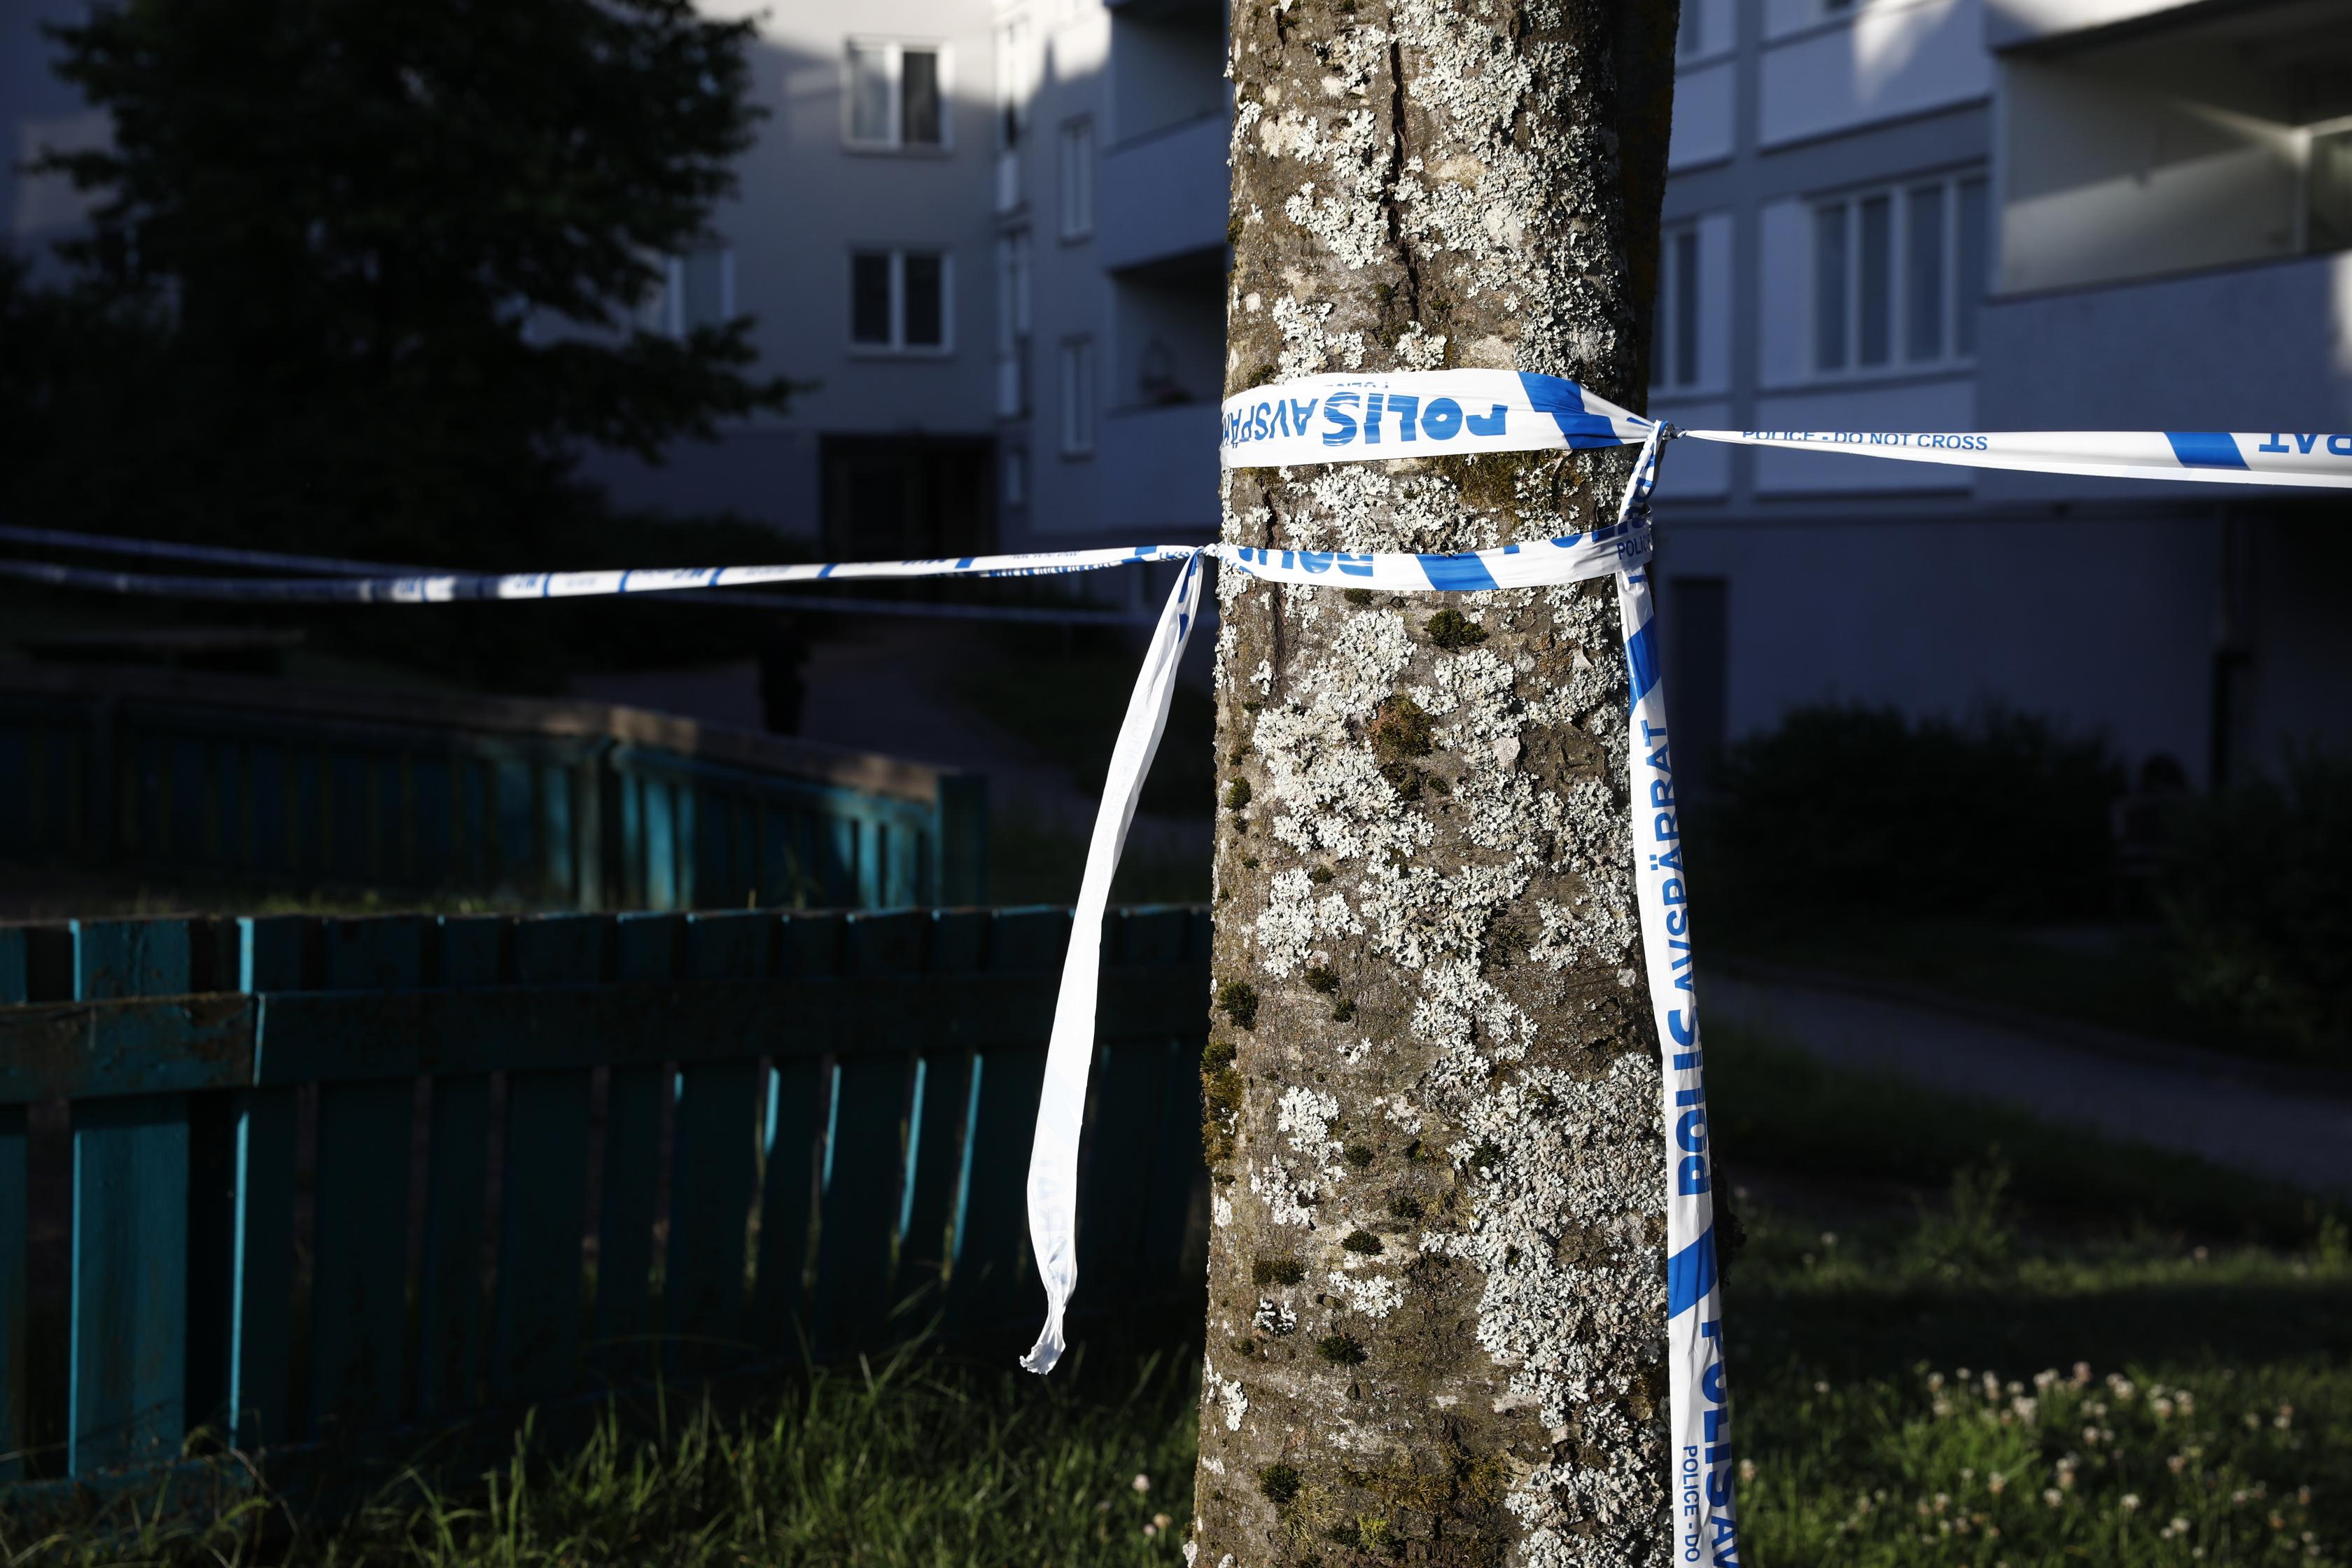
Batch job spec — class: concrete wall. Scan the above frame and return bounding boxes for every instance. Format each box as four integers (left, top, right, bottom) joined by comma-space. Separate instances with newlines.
1758, 0, 1991, 149
1660, 511, 2224, 771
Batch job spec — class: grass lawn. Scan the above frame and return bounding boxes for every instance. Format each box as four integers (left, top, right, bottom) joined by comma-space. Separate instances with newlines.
17, 1029, 2346, 1566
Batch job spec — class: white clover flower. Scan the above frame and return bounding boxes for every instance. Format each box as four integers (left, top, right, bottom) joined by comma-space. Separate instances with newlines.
1133, 1474, 1152, 1494
2122, 1492, 2143, 1512
1988, 1472, 2008, 1494
2043, 1488, 2064, 1508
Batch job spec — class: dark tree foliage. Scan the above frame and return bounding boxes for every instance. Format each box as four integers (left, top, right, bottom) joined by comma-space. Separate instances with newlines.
1701, 703, 2127, 925
2162, 749, 2352, 1060
10, 0, 792, 562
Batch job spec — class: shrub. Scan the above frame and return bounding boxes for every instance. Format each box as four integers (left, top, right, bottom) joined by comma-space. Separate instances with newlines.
1700, 704, 2125, 927
2160, 748, 2352, 1061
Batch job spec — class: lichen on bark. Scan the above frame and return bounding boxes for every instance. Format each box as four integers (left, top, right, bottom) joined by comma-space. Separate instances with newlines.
1196, 2, 1678, 1564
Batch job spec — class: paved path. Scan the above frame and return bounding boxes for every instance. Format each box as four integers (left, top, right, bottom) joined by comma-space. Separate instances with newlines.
1704, 969, 2352, 1198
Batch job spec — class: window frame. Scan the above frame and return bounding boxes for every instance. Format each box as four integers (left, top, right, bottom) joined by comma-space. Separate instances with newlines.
995, 228, 1032, 416
1060, 335, 1096, 457
1058, 116, 1096, 241
1806, 169, 1987, 383
843, 38, 954, 153
847, 246, 956, 356
1650, 222, 1705, 395
643, 244, 736, 340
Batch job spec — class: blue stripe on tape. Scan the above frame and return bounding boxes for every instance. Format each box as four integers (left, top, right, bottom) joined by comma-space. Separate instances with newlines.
1625, 617, 1661, 706
1417, 552, 1500, 592
2164, 431, 2247, 470
1519, 372, 1636, 450
1667, 1225, 1716, 1318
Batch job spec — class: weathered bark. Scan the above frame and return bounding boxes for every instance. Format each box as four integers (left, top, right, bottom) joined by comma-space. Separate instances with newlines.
1195, 4, 1679, 1564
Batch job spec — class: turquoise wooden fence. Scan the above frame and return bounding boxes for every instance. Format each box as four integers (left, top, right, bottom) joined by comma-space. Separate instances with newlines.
0, 665, 987, 910
0, 905, 1206, 1497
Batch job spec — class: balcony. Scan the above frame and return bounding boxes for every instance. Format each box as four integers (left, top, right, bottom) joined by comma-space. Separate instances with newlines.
1098, 402, 1221, 536
1993, 0, 2352, 295
1098, 113, 1228, 275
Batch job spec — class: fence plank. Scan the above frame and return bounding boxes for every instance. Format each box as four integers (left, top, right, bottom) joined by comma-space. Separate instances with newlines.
1114, 909, 1202, 1301
894, 912, 983, 1306
489, 916, 603, 1405
592, 916, 676, 1386
306, 918, 426, 1436
220, 918, 308, 1452
0, 926, 24, 1480
944, 909, 1065, 1334
664, 913, 770, 1373
412, 914, 504, 1422
748, 915, 836, 1354
809, 912, 925, 1357
69, 920, 194, 1476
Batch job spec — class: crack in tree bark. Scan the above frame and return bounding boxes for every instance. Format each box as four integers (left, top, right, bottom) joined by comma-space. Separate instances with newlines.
1382, 34, 1425, 325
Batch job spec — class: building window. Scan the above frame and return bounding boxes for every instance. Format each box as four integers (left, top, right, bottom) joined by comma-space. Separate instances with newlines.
1004, 445, 1028, 507
643, 244, 734, 339
1651, 225, 1701, 391
996, 229, 1031, 416
1810, 172, 1986, 377
848, 248, 953, 353
1060, 336, 1095, 456
1677, 1, 1702, 59
846, 41, 948, 150
1059, 118, 1095, 240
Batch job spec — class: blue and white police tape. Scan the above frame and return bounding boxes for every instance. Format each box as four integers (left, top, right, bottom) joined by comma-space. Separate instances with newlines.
0, 524, 1161, 627
1218, 368, 2352, 491
0, 540, 1203, 603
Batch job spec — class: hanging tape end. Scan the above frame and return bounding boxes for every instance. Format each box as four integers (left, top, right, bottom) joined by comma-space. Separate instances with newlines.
1019, 1316, 1067, 1376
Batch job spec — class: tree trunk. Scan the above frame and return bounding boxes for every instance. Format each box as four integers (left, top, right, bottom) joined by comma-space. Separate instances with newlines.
1196, 4, 1679, 1564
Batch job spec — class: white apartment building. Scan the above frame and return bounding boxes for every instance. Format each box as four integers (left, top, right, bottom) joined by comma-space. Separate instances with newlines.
593, 0, 1227, 578
7, 0, 2348, 780
1648, 0, 2352, 790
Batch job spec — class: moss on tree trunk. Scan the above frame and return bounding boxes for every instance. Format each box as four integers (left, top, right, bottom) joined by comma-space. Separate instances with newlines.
1195, 1, 1678, 1562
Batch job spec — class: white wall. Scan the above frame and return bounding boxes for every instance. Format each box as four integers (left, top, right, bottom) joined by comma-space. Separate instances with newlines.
1668, 60, 1735, 171
1663, 513, 2222, 770
1756, 198, 1811, 389
1759, 0, 1989, 148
